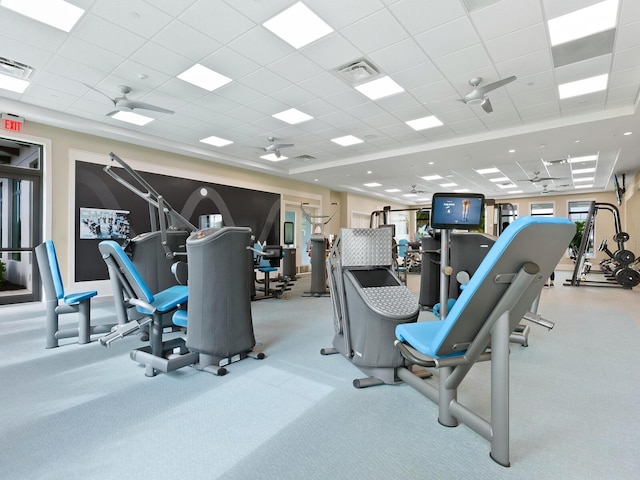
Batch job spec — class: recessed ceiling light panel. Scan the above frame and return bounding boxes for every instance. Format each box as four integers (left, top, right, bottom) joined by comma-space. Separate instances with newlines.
263, 2, 333, 49
200, 135, 233, 147
0, 72, 29, 93
331, 135, 363, 146
0, 0, 85, 32
354, 75, 404, 100
177, 64, 232, 91
272, 108, 313, 124
421, 175, 443, 181
364, 182, 382, 187
261, 153, 288, 162
548, 0, 619, 46
406, 115, 443, 131
559, 74, 608, 99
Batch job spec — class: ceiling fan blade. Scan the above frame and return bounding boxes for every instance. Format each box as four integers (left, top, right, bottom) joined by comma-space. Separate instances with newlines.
122, 100, 174, 114
474, 75, 517, 95
84, 83, 116, 105
273, 143, 294, 149
481, 97, 493, 113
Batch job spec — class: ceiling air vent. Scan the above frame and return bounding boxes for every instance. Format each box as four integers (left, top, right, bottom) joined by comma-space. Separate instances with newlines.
336, 59, 380, 85
0, 57, 34, 80
295, 155, 316, 162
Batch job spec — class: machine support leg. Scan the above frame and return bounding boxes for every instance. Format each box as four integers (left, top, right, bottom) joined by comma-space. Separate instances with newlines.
78, 301, 90, 344
439, 366, 458, 427
490, 311, 511, 467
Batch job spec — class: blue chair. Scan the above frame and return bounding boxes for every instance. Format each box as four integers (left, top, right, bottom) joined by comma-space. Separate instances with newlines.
35, 240, 111, 348
394, 216, 575, 467
98, 240, 191, 377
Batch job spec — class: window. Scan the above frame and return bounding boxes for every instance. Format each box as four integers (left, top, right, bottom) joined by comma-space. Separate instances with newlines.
389, 211, 409, 241
568, 200, 594, 256
530, 202, 554, 216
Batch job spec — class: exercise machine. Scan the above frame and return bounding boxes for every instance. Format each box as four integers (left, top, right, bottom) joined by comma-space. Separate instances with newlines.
395, 215, 575, 466
301, 202, 339, 297
321, 227, 420, 388
564, 201, 639, 289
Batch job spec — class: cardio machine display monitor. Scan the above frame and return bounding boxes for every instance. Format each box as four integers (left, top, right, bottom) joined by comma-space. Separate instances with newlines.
430, 193, 484, 230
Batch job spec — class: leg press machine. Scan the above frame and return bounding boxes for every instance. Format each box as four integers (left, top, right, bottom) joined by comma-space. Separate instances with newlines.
395, 216, 575, 466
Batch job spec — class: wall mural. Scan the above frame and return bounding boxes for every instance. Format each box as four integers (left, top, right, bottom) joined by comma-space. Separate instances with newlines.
75, 160, 280, 282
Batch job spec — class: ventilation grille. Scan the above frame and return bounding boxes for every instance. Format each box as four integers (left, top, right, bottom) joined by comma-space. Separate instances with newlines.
295, 154, 316, 162
0, 57, 34, 80
336, 59, 380, 85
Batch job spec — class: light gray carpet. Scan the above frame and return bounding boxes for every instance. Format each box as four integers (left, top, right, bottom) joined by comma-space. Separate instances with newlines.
0, 271, 639, 479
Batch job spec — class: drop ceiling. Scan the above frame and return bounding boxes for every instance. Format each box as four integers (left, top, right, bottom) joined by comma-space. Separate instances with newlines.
0, 0, 639, 204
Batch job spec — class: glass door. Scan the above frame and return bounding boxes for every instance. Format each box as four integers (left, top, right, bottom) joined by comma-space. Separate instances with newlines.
0, 167, 42, 305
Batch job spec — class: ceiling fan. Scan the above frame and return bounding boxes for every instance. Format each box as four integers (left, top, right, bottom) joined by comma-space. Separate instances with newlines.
407, 185, 428, 195
262, 136, 294, 158
518, 171, 564, 183
461, 75, 517, 113
540, 183, 571, 194
85, 84, 174, 115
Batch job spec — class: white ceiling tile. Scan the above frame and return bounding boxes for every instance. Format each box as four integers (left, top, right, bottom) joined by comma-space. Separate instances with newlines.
495, 49, 553, 79
246, 96, 290, 115
484, 23, 549, 64
0, 9, 68, 51
299, 72, 350, 97
266, 52, 325, 84
221, 0, 294, 23
471, 0, 543, 40
301, 33, 363, 70
73, 14, 147, 57
297, 98, 337, 117
238, 68, 289, 95
613, 45, 640, 71
156, 78, 208, 103
614, 21, 640, 51
541, 0, 604, 20
393, 61, 445, 90
324, 89, 370, 110
376, 92, 420, 112
0, 34, 55, 70
306, 0, 385, 30
389, 0, 466, 35
228, 27, 292, 66
44, 55, 110, 85
145, 0, 198, 17
346, 101, 388, 119
619, 0, 640, 25
409, 80, 470, 104
610, 65, 640, 88
152, 20, 222, 62
225, 105, 265, 123
553, 54, 612, 83
271, 84, 318, 106
340, 9, 409, 53
58, 37, 125, 73
215, 82, 264, 104
446, 118, 488, 135
91, 0, 173, 37
506, 71, 556, 96
432, 45, 494, 78
179, 1, 255, 43
363, 113, 402, 129
607, 84, 640, 103
512, 87, 559, 108
369, 39, 430, 74
202, 47, 261, 80
415, 16, 481, 59
110, 60, 171, 89
130, 42, 194, 76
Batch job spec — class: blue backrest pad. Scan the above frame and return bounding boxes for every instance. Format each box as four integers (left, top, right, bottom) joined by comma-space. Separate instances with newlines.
429, 216, 574, 357
45, 240, 65, 299
99, 240, 155, 303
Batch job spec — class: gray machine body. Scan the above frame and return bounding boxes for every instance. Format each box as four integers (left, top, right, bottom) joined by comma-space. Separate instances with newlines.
326, 228, 419, 385
128, 230, 189, 292
449, 232, 497, 299
186, 226, 255, 358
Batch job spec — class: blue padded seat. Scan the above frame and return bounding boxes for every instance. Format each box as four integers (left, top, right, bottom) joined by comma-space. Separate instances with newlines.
172, 309, 188, 328
35, 240, 108, 348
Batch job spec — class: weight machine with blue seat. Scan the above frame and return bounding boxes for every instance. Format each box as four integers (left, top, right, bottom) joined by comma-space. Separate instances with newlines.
98, 240, 191, 377
394, 216, 575, 466
35, 240, 113, 348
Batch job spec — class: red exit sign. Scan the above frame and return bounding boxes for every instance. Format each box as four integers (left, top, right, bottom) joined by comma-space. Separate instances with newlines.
3, 118, 22, 132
